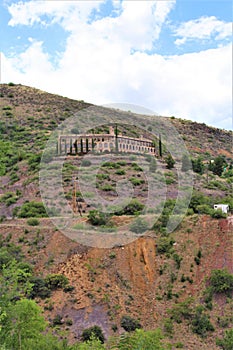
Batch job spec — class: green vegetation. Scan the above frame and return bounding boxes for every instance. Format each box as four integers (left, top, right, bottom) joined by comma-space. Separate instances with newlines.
216, 329, 233, 350
191, 306, 214, 337
165, 154, 175, 169
116, 199, 144, 215
181, 154, 191, 172
156, 237, 175, 255
130, 217, 149, 233
120, 315, 142, 332
81, 326, 105, 343
129, 177, 145, 186
17, 201, 47, 218
209, 155, 227, 176
88, 210, 110, 226
27, 218, 40, 226
192, 157, 205, 174
209, 269, 233, 295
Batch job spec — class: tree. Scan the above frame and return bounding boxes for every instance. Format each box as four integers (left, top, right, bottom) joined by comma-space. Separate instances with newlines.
1, 299, 47, 350
211, 156, 226, 176
117, 329, 166, 350
192, 157, 204, 174
181, 154, 191, 172
165, 154, 175, 169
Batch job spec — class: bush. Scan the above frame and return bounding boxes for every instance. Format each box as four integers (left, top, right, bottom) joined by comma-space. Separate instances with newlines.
211, 209, 227, 219
168, 298, 193, 323
29, 277, 51, 299
191, 306, 214, 337
196, 204, 213, 215
88, 210, 110, 226
18, 202, 47, 218
130, 217, 149, 234
191, 157, 205, 174
99, 184, 115, 192
117, 199, 144, 216
82, 159, 92, 167
209, 269, 233, 294
216, 329, 233, 350
120, 315, 142, 332
115, 169, 125, 175
81, 325, 105, 343
45, 274, 69, 290
130, 177, 145, 186
156, 237, 175, 255
27, 218, 39, 226
102, 161, 120, 169
165, 154, 175, 169
52, 314, 63, 326
189, 192, 211, 213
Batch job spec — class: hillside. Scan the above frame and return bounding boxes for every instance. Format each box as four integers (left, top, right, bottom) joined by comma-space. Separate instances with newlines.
0, 83, 232, 349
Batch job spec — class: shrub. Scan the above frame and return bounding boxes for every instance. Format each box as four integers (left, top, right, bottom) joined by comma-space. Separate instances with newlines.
81, 325, 105, 343
102, 161, 120, 169
99, 184, 115, 192
173, 253, 182, 269
211, 209, 227, 219
209, 269, 233, 294
130, 177, 145, 186
191, 306, 214, 337
168, 298, 193, 323
45, 274, 69, 290
163, 318, 174, 336
156, 237, 175, 255
189, 192, 211, 213
96, 173, 110, 180
82, 159, 92, 167
88, 210, 110, 226
130, 217, 149, 234
117, 199, 144, 215
27, 218, 39, 226
18, 202, 47, 218
196, 204, 213, 215
29, 276, 51, 299
216, 329, 233, 350
115, 169, 125, 175
165, 154, 175, 169
52, 314, 63, 326
120, 315, 142, 332
131, 163, 143, 171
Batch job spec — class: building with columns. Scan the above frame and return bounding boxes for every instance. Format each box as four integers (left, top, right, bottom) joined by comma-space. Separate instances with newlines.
57, 126, 157, 156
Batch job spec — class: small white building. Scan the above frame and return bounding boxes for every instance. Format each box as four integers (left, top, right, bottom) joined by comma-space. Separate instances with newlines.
214, 204, 229, 214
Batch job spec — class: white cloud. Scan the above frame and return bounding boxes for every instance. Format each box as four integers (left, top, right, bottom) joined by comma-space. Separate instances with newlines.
2, 1, 232, 130
174, 16, 232, 45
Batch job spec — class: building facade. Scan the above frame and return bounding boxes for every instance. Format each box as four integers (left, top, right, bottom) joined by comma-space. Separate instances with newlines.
58, 126, 157, 156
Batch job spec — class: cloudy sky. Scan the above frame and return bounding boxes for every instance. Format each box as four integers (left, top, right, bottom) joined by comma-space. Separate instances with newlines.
0, 0, 232, 130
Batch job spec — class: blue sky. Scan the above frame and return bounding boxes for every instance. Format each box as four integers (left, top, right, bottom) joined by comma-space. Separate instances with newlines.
0, 0, 232, 130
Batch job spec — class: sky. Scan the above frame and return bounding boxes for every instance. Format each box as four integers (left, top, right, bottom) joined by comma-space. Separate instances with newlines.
0, 0, 232, 130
